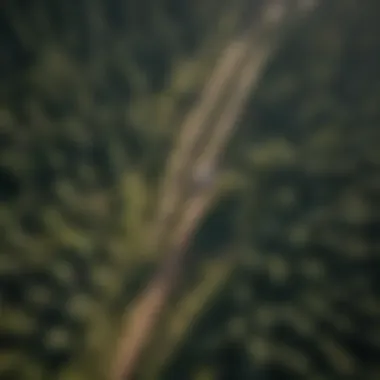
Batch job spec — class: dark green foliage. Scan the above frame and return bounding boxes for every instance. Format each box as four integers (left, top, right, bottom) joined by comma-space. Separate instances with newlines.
163, 2, 380, 379
0, 0, 379, 379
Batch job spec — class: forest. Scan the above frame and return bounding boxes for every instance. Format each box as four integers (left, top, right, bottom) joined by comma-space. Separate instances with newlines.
0, 1, 379, 379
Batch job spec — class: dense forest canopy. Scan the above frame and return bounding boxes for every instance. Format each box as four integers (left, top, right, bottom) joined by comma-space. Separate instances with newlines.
0, 1, 379, 379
